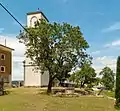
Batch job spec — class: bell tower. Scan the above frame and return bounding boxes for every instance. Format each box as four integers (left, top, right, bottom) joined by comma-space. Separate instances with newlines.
24, 10, 49, 87
27, 10, 49, 27
25, 10, 49, 65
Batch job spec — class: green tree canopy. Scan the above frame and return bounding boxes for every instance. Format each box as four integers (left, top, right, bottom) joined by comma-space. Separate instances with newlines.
69, 63, 96, 88
99, 66, 115, 90
18, 20, 91, 93
115, 56, 120, 109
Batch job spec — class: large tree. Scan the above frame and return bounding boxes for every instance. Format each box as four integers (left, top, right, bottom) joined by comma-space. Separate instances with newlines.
99, 66, 115, 91
115, 56, 120, 109
69, 63, 96, 88
18, 20, 90, 93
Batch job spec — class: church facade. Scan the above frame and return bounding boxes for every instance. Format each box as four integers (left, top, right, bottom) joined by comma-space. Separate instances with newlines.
24, 11, 49, 87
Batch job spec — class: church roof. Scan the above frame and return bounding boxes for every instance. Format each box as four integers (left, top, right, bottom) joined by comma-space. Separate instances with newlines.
27, 11, 49, 22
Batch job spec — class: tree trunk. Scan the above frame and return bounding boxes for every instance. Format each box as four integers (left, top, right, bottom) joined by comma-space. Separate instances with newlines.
80, 81, 85, 88
97, 89, 103, 95
47, 75, 54, 94
59, 81, 62, 87
47, 79, 53, 94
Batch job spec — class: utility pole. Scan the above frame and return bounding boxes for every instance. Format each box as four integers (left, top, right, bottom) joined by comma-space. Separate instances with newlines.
5, 39, 6, 46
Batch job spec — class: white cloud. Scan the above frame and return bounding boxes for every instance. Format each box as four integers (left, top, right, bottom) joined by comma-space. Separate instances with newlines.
13, 56, 25, 62
0, 35, 25, 80
12, 62, 24, 80
102, 22, 120, 32
91, 50, 101, 55
92, 56, 117, 74
104, 39, 120, 48
0, 28, 4, 33
94, 56, 116, 66
0, 35, 25, 57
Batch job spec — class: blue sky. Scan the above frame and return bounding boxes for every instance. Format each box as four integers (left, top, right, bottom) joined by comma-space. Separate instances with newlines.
0, 0, 120, 80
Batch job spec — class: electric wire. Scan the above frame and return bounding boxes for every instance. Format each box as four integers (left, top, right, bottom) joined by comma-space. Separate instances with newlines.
0, 2, 30, 34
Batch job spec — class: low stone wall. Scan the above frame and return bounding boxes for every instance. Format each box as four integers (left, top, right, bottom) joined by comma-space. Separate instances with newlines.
65, 87, 75, 94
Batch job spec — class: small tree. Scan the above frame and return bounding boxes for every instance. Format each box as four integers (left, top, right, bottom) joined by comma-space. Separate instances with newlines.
115, 56, 120, 109
99, 67, 115, 90
69, 63, 96, 88
18, 20, 90, 94
94, 77, 101, 86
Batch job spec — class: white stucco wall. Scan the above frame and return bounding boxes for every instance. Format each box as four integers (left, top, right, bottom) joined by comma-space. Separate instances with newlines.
24, 65, 41, 86
24, 57, 49, 86
27, 13, 42, 27
24, 12, 49, 87
41, 71, 49, 86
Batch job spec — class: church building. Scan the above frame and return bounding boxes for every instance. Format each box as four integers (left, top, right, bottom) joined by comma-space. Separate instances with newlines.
24, 11, 49, 87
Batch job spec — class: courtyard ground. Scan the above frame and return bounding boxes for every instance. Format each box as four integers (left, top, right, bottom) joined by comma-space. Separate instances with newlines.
0, 88, 115, 111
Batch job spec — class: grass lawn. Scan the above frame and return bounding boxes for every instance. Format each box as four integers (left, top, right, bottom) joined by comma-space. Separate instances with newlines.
0, 88, 115, 111
102, 90, 115, 98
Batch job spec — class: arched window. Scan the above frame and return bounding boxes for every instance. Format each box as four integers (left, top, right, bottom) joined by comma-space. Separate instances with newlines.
30, 16, 38, 27
1, 54, 5, 60
0, 66, 5, 72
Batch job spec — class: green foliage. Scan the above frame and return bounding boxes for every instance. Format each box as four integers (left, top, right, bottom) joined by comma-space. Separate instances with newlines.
18, 20, 90, 93
115, 56, 120, 109
99, 67, 115, 91
93, 77, 101, 86
69, 63, 96, 88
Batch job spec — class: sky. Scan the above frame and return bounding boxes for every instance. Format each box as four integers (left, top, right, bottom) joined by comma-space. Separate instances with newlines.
0, 0, 120, 80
